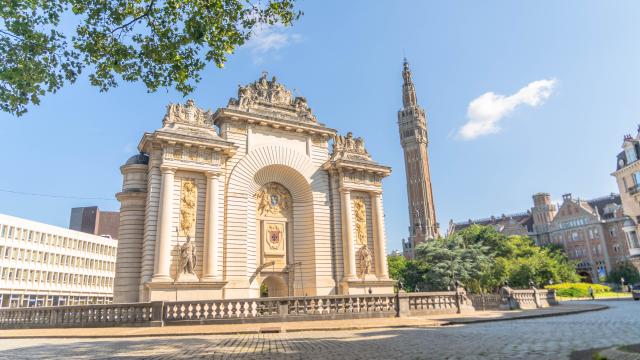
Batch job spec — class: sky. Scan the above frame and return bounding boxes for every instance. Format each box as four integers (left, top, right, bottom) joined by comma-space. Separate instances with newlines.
1, 1, 639, 253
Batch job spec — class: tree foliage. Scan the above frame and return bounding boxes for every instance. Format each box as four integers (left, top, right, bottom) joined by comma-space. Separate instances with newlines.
0, 0, 302, 116
607, 260, 640, 285
416, 235, 492, 293
387, 254, 428, 292
388, 225, 580, 293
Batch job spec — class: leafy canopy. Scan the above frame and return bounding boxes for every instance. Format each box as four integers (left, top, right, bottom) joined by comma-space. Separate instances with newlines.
388, 224, 580, 293
607, 260, 640, 285
0, 0, 301, 116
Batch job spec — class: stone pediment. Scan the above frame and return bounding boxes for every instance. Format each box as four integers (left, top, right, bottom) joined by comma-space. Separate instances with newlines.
227, 73, 317, 123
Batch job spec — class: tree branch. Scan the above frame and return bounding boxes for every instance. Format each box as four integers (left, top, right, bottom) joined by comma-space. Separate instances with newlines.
109, 0, 156, 35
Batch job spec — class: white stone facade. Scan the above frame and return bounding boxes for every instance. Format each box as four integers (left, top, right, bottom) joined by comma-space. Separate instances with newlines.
115, 74, 394, 303
0, 214, 117, 307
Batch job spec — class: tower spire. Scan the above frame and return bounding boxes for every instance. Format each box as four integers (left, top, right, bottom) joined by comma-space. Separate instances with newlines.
402, 59, 418, 108
397, 60, 438, 259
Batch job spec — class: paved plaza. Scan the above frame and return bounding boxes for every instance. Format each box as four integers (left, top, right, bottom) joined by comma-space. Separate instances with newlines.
0, 301, 638, 359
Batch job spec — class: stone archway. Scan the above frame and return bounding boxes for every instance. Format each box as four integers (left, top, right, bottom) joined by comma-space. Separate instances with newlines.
260, 275, 288, 297
578, 270, 592, 283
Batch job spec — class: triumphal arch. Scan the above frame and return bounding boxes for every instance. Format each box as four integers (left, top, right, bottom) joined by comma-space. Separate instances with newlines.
114, 74, 395, 302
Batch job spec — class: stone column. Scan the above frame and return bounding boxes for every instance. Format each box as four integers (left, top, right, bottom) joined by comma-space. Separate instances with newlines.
152, 166, 176, 282
371, 191, 388, 279
202, 171, 219, 281
340, 189, 356, 280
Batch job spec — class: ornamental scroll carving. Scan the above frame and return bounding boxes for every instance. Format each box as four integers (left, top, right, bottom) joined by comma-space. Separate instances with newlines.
353, 198, 368, 246
228, 73, 317, 122
256, 183, 291, 218
179, 180, 197, 237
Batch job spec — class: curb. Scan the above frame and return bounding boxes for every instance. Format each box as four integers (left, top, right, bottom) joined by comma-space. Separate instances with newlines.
441, 304, 609, 325
0, 322, 446, 340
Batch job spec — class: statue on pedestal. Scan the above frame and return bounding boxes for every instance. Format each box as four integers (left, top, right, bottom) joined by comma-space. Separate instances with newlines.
358, 244, 372, 277
180, 236, 197, 275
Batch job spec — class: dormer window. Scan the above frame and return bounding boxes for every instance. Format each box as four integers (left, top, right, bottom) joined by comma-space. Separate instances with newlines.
625, 144, 637, 163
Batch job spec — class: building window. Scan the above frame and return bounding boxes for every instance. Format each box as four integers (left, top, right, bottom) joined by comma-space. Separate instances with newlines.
628, 231, 640, 249
626, 146, 638, 163
634, 172, 640, 186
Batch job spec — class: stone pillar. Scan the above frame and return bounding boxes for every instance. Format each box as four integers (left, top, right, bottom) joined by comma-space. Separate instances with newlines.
152, 166, 176, 282
340, 189, 356, 280
202, 172, 219, 281
370, 191, 388, 279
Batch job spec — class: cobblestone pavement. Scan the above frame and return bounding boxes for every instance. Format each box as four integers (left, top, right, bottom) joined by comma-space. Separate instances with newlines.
0, 301, 638, 360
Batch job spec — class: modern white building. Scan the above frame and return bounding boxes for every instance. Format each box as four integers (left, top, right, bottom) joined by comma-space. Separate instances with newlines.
0, 214, 117, 308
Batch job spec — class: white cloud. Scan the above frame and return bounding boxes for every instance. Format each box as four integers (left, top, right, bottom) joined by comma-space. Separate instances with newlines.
458, 78, 557, 140
244, 25, 301, 64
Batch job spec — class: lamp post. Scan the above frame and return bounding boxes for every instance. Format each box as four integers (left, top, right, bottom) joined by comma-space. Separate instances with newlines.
621, 277, 625, 293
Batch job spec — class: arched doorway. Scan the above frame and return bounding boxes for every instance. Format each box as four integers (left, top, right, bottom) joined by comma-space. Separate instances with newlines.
260, 275, 288, 297
578, 271, 592, 283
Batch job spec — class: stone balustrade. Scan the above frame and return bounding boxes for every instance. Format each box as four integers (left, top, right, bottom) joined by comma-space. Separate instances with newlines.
0, 302, 161, 328
468, 293, 502, 311
0, 288, 558, 329
500, 287, 557, 310
164, 295, 396, 324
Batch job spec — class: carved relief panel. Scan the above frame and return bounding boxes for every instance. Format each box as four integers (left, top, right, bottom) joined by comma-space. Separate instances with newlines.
179, 179, 197, 237
352, 195, 375, 278
256, 183, 291, 271
353, 198, 368, 246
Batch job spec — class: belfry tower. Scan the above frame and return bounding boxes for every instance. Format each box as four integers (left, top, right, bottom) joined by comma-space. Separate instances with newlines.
398, 59, 438, 258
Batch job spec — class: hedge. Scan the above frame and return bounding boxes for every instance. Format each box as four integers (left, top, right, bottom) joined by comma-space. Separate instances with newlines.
545, 283, 611, 297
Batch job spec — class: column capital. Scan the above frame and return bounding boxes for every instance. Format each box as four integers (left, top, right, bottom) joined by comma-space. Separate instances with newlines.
160, 165, 177, 174
339, 188, 351, 195
369, 190, 383, 196
205, 170, 222, 179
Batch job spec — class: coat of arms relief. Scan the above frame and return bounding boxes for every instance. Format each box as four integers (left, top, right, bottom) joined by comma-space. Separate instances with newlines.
256, 183, 291, 219
256, 183, 291, 271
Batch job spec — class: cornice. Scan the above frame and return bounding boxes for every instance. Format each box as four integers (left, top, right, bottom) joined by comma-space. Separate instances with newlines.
213, 108, 337, 139
139, 130, 237, 156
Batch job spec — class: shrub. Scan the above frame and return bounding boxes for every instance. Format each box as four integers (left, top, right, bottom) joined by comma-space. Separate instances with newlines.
546, 283, 611, 297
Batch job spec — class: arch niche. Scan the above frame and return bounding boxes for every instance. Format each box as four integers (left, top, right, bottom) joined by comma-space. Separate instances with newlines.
225, 145, 320, 297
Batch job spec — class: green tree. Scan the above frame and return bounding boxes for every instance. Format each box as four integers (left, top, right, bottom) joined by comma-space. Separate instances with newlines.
0, 0, 302, 116
414, 225, 579, 293
415, 234, 493, 293
386, 254, 428, 292
607, 260, 640, 285
387, 254, 406, 283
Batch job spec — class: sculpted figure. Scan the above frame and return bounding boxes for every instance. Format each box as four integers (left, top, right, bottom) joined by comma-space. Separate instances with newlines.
238, 85, 252, 108
345, 132, 355, 150
358, 244, 372, 277
354, 137, 366, 154
257, 73, 268, 97
180, 236, 197, 274
256, 188, 271, 216
334, 134, 344, 153
180, 180, 197, 236
353, 199, 367, 245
